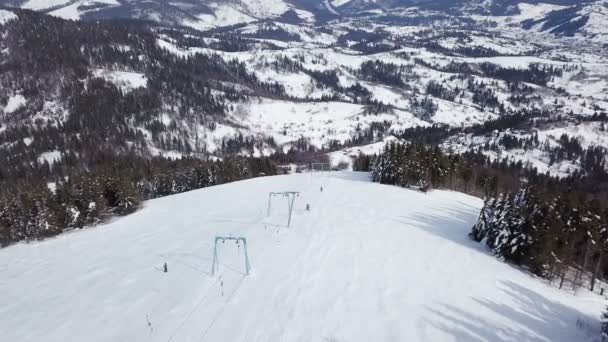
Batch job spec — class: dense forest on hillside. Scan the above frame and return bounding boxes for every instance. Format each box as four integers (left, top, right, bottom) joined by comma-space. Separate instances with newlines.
0, 154, 276, 246
0, 9, 283, 186
0, 10, 285, 246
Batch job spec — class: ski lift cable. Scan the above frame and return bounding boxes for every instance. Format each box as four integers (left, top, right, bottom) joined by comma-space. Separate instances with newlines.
199, 274, 247, 342
166, 275, 223, 342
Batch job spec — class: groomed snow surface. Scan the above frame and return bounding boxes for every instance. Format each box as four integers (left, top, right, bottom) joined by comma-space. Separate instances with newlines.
0, 173, 603, 341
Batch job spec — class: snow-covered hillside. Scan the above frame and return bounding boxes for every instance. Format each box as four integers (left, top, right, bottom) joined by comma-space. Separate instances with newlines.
1, 5, 607, 179
13, 0, 319, 29
1, 173, 603, 341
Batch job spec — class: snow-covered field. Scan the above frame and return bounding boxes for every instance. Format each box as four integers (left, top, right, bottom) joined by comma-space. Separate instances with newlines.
233, 100, 425, 149
0, 172, 603, 341
92, 69, 148, 91
3, 94, 26, 114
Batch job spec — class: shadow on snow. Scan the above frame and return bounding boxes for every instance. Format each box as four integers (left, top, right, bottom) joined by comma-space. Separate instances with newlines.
425, 280, 599, 342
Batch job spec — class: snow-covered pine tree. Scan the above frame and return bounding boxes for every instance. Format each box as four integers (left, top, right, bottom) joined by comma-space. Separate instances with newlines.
591, 208, 608, 292
601, 306, 608, 340
370, 153, 385, 183
0, 193, 26, 243
29, 190, 61, 239
470, 196, 497, 243
485, 193, 509, 252
493, 191, 520, 259
494, 188, 537, 264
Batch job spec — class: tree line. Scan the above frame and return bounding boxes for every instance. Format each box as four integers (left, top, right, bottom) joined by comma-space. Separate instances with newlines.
0, 153, 276, 247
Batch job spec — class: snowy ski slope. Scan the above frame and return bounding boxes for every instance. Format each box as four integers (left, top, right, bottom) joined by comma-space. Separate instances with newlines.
0, 172, 603, 341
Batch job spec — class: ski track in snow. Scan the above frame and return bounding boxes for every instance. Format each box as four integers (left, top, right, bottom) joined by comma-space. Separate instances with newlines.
0, 172, 603, 341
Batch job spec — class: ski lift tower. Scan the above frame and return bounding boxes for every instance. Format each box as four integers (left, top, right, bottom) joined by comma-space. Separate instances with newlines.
311, 162, 331, 174
211, 236, 251, 276
267, 191, 300, 227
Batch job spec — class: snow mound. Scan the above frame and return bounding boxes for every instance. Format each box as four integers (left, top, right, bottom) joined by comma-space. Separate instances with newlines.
3, 94, 26, 113
0, 9, 17, 25
38, 150, 62, 165
0, 173, 602, 341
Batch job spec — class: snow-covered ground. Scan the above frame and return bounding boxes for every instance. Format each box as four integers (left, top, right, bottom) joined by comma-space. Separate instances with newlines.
233, 99, 424, 149
328, 135, 402, 169
37, 150, 62, 165
3, 94, 26, 113
0, 9, 18, 24
92, 69, 148, 91
0, 172, 603, 341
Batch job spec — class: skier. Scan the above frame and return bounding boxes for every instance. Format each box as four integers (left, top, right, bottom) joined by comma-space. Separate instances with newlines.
320, 186, 323, 192
306, 204, 310, 211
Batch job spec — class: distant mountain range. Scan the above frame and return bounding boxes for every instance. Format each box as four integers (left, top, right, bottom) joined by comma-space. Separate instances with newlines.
1, 0, 606, 38
0, 0, 606, 189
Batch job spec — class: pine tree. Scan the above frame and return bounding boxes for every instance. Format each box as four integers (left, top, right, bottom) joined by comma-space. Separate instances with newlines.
601, 306, 608, 339
470, 196, 496, 242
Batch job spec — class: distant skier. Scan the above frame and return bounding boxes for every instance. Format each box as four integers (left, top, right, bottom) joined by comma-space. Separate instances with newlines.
320, 186, 323, 192
306, 204, 310, 211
